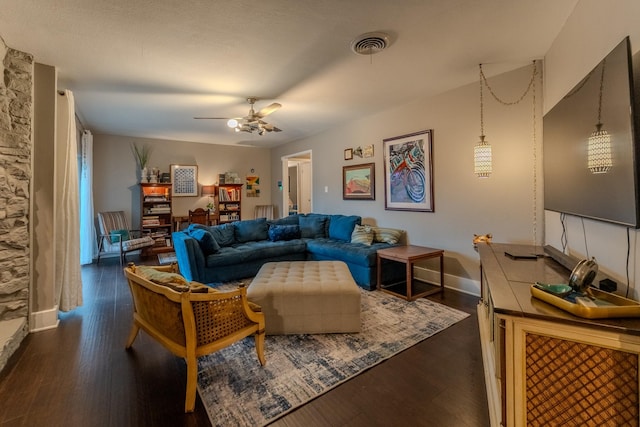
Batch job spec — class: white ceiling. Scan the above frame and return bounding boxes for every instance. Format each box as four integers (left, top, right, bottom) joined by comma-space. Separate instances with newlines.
0, 0, 577, 148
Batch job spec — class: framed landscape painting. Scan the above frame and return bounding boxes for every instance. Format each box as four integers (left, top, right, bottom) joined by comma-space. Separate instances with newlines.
171, 164, 198, 197
383, 130, 433, 211
343, 163, 375, 200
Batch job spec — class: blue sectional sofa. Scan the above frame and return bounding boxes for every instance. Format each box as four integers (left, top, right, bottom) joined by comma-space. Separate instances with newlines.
172, 213, 404, 290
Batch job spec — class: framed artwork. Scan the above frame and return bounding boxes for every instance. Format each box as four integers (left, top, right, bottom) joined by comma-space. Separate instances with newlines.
383, 130, 434, 211
343, 162, 375, 200
171, 164, 198, 197
344, 148, 353, 160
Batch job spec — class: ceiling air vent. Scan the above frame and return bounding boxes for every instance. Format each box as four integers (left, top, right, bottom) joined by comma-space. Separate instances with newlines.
350, 32, 390, 56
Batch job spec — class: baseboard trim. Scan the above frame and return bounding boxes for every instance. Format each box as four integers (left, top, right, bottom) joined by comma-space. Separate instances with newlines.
30, 306, 60, 332
414, 266, 481, 297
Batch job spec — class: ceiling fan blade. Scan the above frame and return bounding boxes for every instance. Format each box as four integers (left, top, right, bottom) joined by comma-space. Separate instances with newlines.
256, 102, 281, 118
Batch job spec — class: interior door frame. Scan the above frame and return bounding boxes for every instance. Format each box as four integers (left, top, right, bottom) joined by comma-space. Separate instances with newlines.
281, 150, 312, 217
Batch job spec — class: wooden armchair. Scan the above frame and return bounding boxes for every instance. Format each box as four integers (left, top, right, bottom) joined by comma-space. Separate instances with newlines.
123, 263, 266, 412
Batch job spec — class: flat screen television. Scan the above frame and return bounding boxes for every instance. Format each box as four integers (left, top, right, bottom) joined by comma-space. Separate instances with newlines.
543, 37, 640, 228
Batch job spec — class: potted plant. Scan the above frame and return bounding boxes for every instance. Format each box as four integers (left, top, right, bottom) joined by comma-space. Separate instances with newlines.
131, 143, 152, 183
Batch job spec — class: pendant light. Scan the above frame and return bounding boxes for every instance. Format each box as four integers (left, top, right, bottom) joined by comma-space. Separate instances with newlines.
587, 59, 612, 174
474, 64, 492, 178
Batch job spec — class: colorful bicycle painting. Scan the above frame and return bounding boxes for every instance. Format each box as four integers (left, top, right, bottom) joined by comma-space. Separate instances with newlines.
383, 130, 433, 211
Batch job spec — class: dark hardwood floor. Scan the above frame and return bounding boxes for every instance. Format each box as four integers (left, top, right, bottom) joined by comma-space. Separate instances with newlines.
0, 256, 489, 427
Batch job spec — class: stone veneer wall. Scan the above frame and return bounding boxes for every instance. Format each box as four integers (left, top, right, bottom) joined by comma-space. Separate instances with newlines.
0, 38, 33, 371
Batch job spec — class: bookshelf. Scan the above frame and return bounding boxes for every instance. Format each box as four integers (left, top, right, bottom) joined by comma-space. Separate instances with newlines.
218, 183, 243, 224
140, 183, 174, 254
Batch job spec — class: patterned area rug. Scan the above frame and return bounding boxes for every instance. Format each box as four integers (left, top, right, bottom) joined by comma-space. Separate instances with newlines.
197, 285, 469, 426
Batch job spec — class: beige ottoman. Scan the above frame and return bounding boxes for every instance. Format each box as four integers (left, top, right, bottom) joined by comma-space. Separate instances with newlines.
247, 261, 361, 335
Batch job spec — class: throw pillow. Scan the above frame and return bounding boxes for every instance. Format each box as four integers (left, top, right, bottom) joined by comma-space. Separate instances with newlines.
299, 215, 327, 238
372, 227, 403, 244
328, 215, 361, 242
136, 266, 215, 293
190, 228, 220, 255
110, 229, 130, 244
267, 214, 299, 226
268, 224, 301, 242
351, 224, 373, 245
209, 223, 236, 247
234, 218, 269, 243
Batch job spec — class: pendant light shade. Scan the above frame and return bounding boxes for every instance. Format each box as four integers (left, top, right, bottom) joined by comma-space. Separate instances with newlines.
474, 135, 492, 178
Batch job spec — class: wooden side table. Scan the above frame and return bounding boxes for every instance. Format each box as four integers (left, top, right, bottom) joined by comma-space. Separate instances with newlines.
376, 245, 444, 301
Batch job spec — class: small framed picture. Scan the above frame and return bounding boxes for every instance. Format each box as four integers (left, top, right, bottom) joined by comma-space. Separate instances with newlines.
343, 163, 375, 200
171, 164, 198, 197
344, 148, 353, 160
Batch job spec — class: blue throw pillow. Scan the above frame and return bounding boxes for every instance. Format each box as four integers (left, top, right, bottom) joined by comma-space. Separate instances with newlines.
110, 229, 130, 244
299, 214, 327, 238
190, 228, 220, 255
209, 223, 236, 247
234, 218, 269, 243
268, 225, 301, 242
267, 214, 299, 226
328, 215, 361, 242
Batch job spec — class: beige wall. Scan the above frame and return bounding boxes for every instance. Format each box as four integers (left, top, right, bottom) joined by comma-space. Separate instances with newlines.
93, 134, 272, 228
272, 64, 544, 295
544, 0, 640, 298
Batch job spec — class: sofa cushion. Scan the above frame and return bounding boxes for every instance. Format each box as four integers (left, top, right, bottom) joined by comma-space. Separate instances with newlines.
351, 224, 373, 245
235, 217, 269, 243
372, 227, 403, 244
328, 215, 361, 242
268, 224, 301, 242
190, 228, 220, 255
206, 239, 307, 267
299, 214, 328, 238
209, 223, 236, 247
306, 238, 392, 267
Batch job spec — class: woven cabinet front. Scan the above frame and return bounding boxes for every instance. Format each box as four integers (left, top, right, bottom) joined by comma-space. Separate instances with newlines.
525, 332, 638, 426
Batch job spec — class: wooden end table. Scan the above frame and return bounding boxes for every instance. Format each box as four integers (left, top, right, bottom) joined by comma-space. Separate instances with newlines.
376, 245, 444, 301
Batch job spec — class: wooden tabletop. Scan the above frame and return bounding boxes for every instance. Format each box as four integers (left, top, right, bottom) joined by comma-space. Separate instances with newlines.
377, 245, 443, 262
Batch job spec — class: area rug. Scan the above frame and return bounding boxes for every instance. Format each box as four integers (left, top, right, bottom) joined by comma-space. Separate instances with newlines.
197, 285, 469, 426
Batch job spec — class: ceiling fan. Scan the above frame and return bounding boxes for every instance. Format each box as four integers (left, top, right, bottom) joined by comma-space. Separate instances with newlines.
195, 97, 282, 135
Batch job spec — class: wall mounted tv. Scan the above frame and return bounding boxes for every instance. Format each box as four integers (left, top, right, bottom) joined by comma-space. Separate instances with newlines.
543, 37, 640, 228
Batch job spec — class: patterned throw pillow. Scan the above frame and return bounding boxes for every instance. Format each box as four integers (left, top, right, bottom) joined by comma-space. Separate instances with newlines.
110, 229, 130, 244
268, 225, 301, 242
351, 224, 373, 245
372, 227, 403, 244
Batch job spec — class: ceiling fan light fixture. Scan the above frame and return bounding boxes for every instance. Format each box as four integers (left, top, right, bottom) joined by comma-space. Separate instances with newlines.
350, 32, 390, 56
227, 119, 238, 128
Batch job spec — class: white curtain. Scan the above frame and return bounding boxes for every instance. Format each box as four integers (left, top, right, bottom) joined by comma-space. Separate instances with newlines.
55, 89, 83, 311
79, 130, 96, 264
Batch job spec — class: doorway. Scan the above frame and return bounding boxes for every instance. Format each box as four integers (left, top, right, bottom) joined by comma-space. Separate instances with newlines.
282, 150, 312, 216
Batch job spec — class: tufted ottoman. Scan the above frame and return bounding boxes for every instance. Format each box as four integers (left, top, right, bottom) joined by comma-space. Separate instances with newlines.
246, 260, 361, 335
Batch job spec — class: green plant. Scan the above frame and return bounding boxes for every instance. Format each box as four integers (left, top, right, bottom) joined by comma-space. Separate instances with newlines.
131, 143, 152, 169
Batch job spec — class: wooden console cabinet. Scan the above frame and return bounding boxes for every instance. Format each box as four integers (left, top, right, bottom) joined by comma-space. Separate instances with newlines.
478, 243, 640, 426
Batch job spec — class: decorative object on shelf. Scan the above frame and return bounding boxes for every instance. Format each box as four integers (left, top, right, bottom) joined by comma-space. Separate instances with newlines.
171, 164, 198, 197
344, 148, 353, 160
202, 184, 216, 211
131, 142, 152, 183
472, 233, 492, 250
246, 175, 260, 197
160, 172, 171, 183
149, 167, 159, 183
363, 144, 374, 158
383, 129, 433, 212
343, 163, 375, 200
353, 146, 363, 158
587, 59, 613, 174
